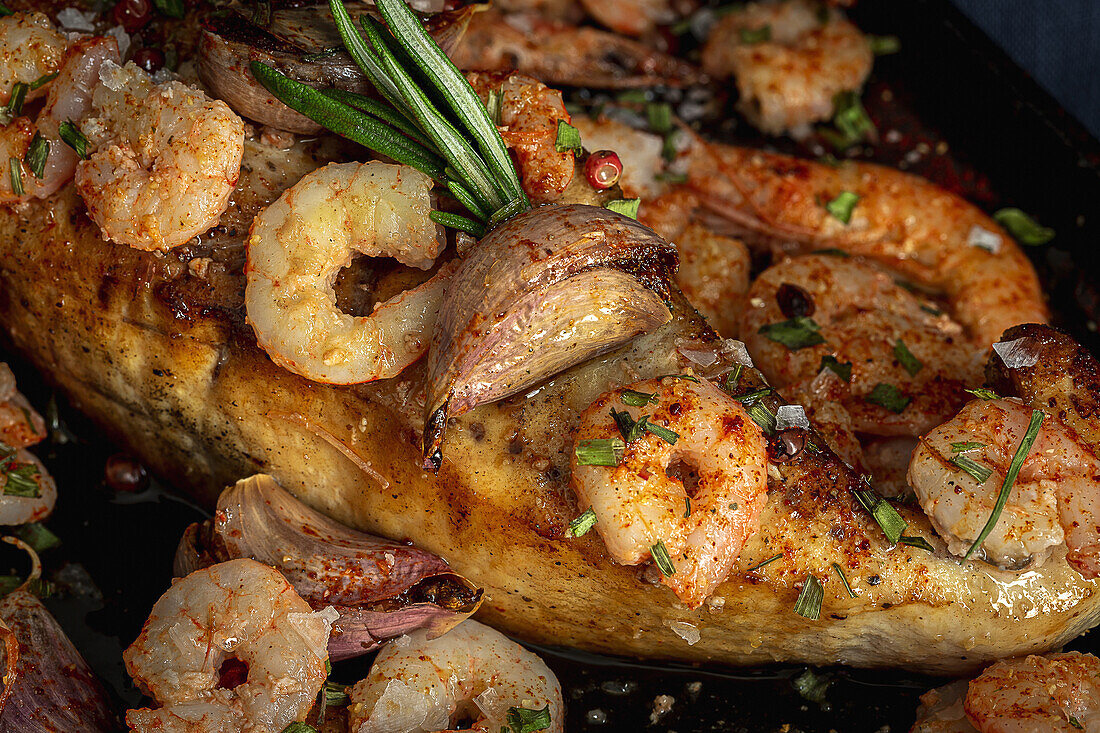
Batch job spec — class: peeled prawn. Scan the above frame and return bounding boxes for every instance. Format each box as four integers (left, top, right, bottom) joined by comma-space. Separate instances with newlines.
0, 363, 56, 526
244, 161, 448, 384
701, 0, 873, 137
0, 363, 46, 449
123, 558, 334, 733
909, 398, 1100, 575
76, 61, 245, 251
570, 376, 768, 608
347, 619, 563, 733
0, 12, 66, 105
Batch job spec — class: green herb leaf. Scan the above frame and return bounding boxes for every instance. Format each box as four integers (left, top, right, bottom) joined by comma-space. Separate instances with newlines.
793, 575, 824, 620
950, 441, 985, 453
759, 316, 826, 350
964, 410, 1045, 559
893, 338, 923, 376
966, 387, 999, 401
506, 705, 552, 733
554, 119, 581, 153
864, 383, 910, 413
854, 487, 907, 543
992, 207, 1055, 246
24, 131, 48, 179
900, 535, 935, 552
825, 191, 860, 224
59, 120, 90, 160
605, 198, 641, 220
651, 540, 676, 576
8, 157, 22, 196
574, 438, 624, 466
819, 355, 852, 381
868, 34, 901, 55
747, 553, 783, 572
13, 523, 60, 552
152, 0, 185, 19
567, 508, 598, 537
646, 102, 673, 134
621, 389, 657, 407
832, 563, 856, 598
739, 24, 772, 44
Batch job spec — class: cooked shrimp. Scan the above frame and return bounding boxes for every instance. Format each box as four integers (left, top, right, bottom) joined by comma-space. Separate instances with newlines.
740, 254, 984, 437
700, 0, 873, 137
123, 558, 334, 733
466, 71, 573, 204
908, 398, 1100, 575
686, 144, 1049, 345
0, 363, 46, 449
245, 161, 449, 384
964, 653, 1100, 732
0, 36, 119, 205
0, 449, 57, 525
570, 376, 768, 608
75, 61, 245, 251
347, 619, 563, 733
0, 12, 66, 105
579, 0, 675, 37
672, 223, 751, 338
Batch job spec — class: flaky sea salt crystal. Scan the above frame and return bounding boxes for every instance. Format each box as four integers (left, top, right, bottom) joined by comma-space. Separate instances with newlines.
57, 8, 96, 31
775, 404, 810, 430
992, 337, 1039, 368
967, 224, 1002, 253
664, 620, 701, 645
105, 25, 130, 60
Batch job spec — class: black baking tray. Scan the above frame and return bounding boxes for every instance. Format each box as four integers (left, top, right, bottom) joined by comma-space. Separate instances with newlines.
3, 0, 1100, 730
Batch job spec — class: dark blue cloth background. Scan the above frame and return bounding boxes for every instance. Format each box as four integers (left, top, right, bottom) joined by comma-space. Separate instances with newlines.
951, 0, 1100, 138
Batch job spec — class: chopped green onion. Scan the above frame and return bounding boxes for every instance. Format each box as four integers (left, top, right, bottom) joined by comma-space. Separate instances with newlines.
13, 523, 60, 552
832, 562, 856, 598
651, 540, 676, 576
825, 191, 860, 224
646, 102, 673, 134
567, 508, 598, 538
660, 374, 699, 382
610, 408, 644, 443
554, 119, 581, 153
893, 338, 923, 376
951, 455, 992, 483
793, 575, 824, 620
574, 438, 624, 466
868, 35, 901, 55
322, 680, 348, 707
24, 131, 48, 179
4, 81, 27, 118
621, 389, 657, 407
429, 210, 485, 238
854, 487, 907, 544
966, 387, 999, 401
506, 705, 552, 733
822, 91, 875, 150
152, 0, 185, 19
8, 157, 22, 196
950, 441, 985, 453
964, 410, 1044, 559
732, 387, 772, 404
59, 120, 89, 160
993, 207, 1055, 246
758, 316, 826, 350
683, 496, 691, 518
28, 72, 57, 91
739, 24, 772, 44
819, 355, 852, 382
605, 198, 641, 220
645, 421, 679, 445
900, 535, 935, 552
3, 463, 40, 498
747, 553, 783, 572
864, 383, 910, 413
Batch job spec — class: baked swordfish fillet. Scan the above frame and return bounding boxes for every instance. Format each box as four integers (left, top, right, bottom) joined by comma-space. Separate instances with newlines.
1, 0, 1099, 676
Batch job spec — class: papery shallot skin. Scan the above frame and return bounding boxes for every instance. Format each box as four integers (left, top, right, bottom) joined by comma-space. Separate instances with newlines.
175, 475, 482, 660
0, 590, 119, 732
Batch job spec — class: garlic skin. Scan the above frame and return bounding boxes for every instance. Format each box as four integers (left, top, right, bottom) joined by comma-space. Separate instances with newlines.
175, 475, 482, 660
424, 204, 678, 468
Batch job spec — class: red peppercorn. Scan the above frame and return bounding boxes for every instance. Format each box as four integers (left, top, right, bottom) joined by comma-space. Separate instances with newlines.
112, 0, 153, 34
584, 150, 623, 190
132, 47, 165, 73
217, 658, 249, 690
104, 453, 149, 493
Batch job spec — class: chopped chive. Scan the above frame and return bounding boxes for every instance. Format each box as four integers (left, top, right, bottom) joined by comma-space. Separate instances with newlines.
554, 119, 581, 153
739, 24, 772, 44
825, 191, 860, 224
950, 441, 985, 453
610, 407, 644, 443
574, 438, 624, 466
747, 553, 783, 572
4, 81, 27, 118
646, 102, 673, 134
893, 338, 923, 376
645, 422, 679, 445
12, 522, 60, 552
819, 355, 852, 381
3, 463, 39, 498
747, 402, 778, 436
964, 410, 1044, 560
660, 129, 682, 163
868, 35, 901, 55
683, 496, 691, 519
854, 487, 907, 543
993, 207, 1055, 246
24, 131, 48, 179
661, 374, 699, 383
621, 389, 657, 407
832, 563, 857, 598
823, 91, 876, 150
759, 316, 826, 350
605, 198, 641, 220
651, 540, 676, 576
567, 508, 598, 537
429, 210, 485, 238
8, 157, 22, 196
724, 364, 744, 392
506, 705, 552, 733
864, 383, 910, 413
900, 535, 935, 552
28, 72, 57, 91
59, 120, 89, 160
322, 679, 348, 707
793, 575, 824, 620
732, 387, 772, 404
966, 387, 999, 401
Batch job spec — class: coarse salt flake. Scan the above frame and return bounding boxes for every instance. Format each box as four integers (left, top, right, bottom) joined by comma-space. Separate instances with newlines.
967, 224, 1002, 253
775, 404, 810, 430
992, 337, 1039, 368
57, 8, 96, 31
664, 620, 701, 645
